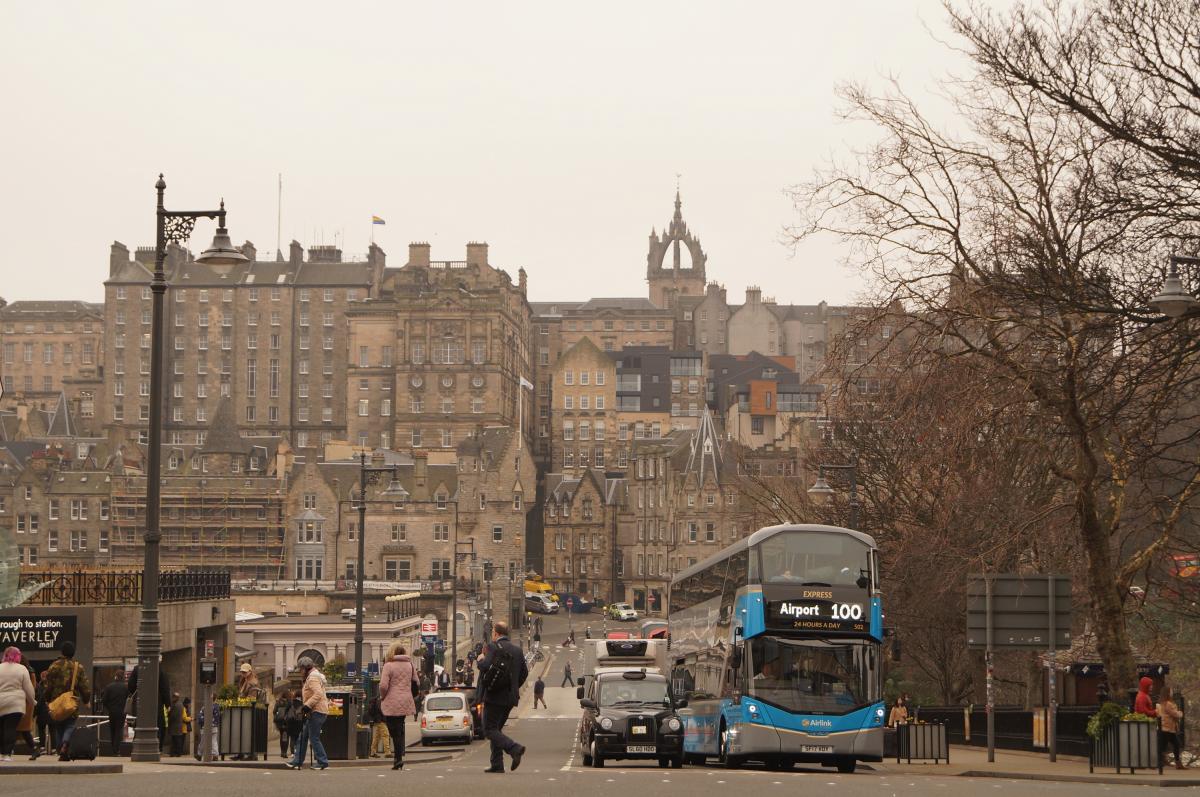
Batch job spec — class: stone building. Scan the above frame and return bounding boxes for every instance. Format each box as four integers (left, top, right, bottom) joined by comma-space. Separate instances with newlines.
549, 338, 617, 474
708, 352, 824, 449
0, 301, 105, 437
611, 347, 705, 470
345, 242, 533, 455
108, 400, 294, 579
103, 240, 379, 457
615, 409, 749, 613
6, 449, 113, 570
283, 426, 533, 613
646, 191, 708, 309
543, 468, 625, 604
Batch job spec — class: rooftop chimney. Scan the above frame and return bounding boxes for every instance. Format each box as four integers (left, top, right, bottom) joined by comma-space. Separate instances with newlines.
289, 241, 304, 267
110, 241, 130, 278
407, 242, 431, 268
466, 242, 489, 268
241, 241, 257, 262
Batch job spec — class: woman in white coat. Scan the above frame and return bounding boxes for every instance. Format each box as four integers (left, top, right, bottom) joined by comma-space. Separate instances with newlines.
0, 646, 36, 762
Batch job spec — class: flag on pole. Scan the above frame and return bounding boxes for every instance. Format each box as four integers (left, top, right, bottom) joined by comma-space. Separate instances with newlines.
372, 215, 386, 225
519, 376, 534, 390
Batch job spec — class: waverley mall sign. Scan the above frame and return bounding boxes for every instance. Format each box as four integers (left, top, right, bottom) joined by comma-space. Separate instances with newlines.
0, 616, 76, 650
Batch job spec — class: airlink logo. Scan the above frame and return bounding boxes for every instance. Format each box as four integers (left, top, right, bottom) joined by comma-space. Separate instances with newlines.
801, 718, 833, 728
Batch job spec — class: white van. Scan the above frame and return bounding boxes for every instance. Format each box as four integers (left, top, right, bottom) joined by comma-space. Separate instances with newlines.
525, 592, 560, 614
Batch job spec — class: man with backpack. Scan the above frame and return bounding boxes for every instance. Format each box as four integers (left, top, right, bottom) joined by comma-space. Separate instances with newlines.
477, 621, 528, 773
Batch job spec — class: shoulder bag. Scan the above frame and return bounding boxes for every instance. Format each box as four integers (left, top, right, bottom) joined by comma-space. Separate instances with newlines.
48, 662, 80, 722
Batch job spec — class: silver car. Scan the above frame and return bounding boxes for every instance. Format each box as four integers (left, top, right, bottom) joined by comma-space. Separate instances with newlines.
419, 691, 474, 745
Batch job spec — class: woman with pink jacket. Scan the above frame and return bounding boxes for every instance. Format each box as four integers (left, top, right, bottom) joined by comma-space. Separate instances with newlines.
378, 642, 419, 770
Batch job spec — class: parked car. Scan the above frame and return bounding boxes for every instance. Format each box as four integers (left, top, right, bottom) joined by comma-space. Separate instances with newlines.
607, 602, 639, 621
419, 690, 474, 745
577, 669, 686, 768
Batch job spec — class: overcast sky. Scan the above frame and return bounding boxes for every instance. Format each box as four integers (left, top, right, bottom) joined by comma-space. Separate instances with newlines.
1, 1, 975, 306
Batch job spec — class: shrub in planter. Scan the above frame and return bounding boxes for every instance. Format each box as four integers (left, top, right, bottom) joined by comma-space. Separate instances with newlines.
1086, 702, 1128, 739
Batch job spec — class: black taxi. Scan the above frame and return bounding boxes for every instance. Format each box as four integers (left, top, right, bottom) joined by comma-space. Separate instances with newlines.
577, 669, 687, 768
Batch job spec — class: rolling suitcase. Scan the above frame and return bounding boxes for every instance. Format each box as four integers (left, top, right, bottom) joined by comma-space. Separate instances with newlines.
67, 717, 100, 760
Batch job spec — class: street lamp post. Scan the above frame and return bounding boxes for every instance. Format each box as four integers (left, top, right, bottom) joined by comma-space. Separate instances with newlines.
807, 450, 860, 530
450, 514, 469, 673
133, 175, 247, 763
353, 451, 409, 684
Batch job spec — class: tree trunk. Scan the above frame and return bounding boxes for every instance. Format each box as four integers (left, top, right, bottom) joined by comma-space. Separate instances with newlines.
1077, 483, 1137, 693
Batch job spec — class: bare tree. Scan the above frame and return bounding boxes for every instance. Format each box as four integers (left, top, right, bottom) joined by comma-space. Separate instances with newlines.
791, 41, 1200, 692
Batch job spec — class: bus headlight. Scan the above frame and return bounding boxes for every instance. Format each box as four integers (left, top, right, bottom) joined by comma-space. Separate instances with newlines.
875, 708, 885, 718
599, 716, 613, 730
666, 717, 682, 732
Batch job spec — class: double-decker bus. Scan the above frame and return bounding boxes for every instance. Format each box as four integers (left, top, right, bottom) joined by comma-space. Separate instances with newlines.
668, 523, 883, 773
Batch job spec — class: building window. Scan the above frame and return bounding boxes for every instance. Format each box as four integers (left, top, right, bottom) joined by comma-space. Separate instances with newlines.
358, 399, 369, 416
380, 399, 391, 416
391, 523, 406, 542
492, 524, 503, 542
48, 499, 59, 520
512, 494, 522, 511
433, 523, 449, 542
48, 529, 58, 552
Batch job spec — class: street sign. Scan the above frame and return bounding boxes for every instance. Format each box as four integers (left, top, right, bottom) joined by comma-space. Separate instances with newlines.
966, 573, 1071, 765
967, 574, 1071, 648
421, 613, 439, 637
346, 662, 358, 677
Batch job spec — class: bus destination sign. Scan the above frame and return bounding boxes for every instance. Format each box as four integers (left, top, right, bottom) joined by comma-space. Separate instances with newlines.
765, 590, 869, 635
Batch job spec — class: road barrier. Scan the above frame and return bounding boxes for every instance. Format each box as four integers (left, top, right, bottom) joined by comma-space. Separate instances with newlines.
896, 721, 949, 764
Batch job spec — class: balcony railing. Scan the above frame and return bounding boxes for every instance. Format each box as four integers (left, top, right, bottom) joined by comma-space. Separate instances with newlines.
20, 570, 231, 606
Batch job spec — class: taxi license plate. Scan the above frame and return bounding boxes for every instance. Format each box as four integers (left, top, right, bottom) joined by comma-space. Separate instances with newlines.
627, 745, 655, 753
436, 716, 452, 721
801, 745, 833, 754
631, 726, 648, 735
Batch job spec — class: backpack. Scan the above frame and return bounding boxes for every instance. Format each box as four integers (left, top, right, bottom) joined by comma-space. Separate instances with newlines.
481, 645, 513, 696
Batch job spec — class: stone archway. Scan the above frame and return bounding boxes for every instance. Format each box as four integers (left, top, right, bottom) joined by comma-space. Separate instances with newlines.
297, 648, 325, 668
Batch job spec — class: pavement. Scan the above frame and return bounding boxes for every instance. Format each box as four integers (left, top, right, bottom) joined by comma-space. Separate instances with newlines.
4, 613, 1199, 792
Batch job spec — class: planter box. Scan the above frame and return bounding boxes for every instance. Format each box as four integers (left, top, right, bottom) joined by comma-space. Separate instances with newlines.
896, 721, 949, 763
1091, 719, 1160, 774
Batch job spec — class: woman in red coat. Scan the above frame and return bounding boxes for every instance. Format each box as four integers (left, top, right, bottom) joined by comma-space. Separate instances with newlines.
378, 643, 419, 770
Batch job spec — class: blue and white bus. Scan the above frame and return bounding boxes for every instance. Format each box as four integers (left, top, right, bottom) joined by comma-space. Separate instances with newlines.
668, 523, 884, 773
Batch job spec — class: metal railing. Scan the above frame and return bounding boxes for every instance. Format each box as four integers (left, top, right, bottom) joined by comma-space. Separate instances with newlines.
21, 570, 231, 605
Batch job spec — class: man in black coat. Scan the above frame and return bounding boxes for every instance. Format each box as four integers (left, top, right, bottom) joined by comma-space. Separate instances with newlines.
477, 620, 528, 773
99, 673, 129, 756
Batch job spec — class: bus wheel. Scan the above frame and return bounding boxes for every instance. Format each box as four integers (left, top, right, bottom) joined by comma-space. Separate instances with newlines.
718, 723, 741, 769
835, 758, 856, 774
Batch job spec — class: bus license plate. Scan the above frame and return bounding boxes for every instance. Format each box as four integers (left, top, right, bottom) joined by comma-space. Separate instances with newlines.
627, 745, 656, 753
802, 745, 833, 754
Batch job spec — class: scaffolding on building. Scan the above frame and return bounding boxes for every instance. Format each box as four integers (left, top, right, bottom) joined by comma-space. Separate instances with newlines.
109, 475, 288, 580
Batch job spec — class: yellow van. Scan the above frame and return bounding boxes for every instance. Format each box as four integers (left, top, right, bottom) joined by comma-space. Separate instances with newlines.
523, 576, 559, 603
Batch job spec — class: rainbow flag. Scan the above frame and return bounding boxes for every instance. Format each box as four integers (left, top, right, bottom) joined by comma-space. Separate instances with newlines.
372, 215, 386, 225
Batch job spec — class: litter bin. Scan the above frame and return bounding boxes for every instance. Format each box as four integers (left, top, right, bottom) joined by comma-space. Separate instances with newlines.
321, 690, 361, 760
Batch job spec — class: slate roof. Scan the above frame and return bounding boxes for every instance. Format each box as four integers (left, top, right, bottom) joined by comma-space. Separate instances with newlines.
0, 300, 103, 319
456, 427, 514, 468
576, 297, 661, 312
200, 399, 252, 456
46, 471, 113, 495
